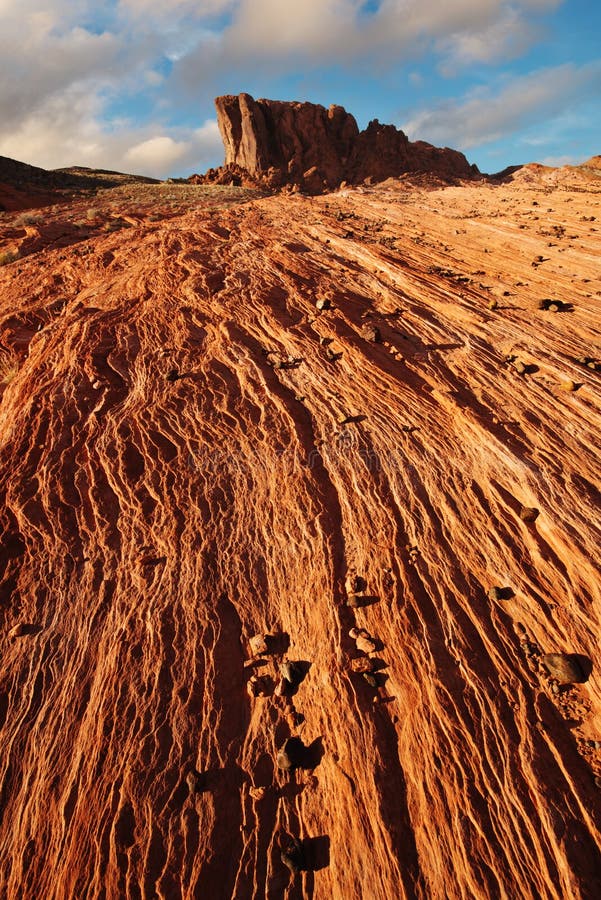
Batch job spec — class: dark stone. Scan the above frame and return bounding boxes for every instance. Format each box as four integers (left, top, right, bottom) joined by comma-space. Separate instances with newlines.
281, 837, 305, 874
519, 506, 539, 522
487, 586, 514, 601
186, 769, 204, 794
542, 653, 584, 684
276, 737, 306, 771
347, 574, 367, 593
280, 660, 305, 686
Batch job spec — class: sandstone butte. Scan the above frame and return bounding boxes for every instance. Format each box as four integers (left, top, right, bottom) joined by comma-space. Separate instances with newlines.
194, 93, 478, 193
0, 97, 600, 899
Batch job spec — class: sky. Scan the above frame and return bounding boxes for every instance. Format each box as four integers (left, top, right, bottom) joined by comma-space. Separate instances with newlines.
0, 1, 599, 179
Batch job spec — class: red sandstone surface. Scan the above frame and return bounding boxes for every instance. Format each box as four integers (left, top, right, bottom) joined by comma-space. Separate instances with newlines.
0, 158, 601, 898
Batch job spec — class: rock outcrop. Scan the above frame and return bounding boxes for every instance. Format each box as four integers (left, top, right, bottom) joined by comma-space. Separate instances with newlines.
202, 93, 478, 192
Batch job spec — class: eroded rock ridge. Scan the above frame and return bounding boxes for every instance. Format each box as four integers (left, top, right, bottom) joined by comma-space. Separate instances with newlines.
198, 93, 477, 192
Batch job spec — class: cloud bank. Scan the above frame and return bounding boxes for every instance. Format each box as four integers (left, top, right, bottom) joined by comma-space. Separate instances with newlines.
0, 0, 592, 177
402, 61, 601, 149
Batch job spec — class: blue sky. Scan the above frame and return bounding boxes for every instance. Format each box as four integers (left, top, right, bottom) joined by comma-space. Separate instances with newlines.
0, 1, 599, 178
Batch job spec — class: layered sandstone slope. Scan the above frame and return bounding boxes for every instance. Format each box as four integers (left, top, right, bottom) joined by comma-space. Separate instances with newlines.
0, 169, 600, 899
210, 93, 476, 191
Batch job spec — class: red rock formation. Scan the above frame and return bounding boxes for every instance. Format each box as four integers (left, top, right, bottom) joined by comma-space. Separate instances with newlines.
209, 93, 477, 192
1, 161, 600, 898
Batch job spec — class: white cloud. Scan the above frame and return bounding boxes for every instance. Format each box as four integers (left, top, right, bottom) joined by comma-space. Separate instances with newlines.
124, 121, 221, 176
0, 85, 222, 178
0, 0, 570, 174
437, 7, 536, 73
126, 136, 192, 169
117, 0, 235, 17
218, 0, 561, 64
540, 154, 578, 166
402, 62, 601, 149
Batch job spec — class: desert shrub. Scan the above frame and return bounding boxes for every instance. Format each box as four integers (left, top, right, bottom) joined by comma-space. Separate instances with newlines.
14, 212, 43, 226
103, 219, 132, 232
0, 250, 19, 266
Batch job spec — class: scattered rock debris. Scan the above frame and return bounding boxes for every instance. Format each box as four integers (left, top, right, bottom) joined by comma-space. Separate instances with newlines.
361, 323, 381, 342
350, 657, 378, 674
247, 674, 272, 698
576, 355, 601, 371
537, 298, 570, 312
349, 627, 378, 654
249, 634, 272, 656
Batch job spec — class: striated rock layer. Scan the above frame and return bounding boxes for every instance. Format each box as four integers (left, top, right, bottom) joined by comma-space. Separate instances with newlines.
205, 93, 477, 192
0, 165, 601, 898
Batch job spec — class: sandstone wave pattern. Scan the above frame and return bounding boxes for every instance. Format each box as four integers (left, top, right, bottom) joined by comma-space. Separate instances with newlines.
1, 170, 600, 898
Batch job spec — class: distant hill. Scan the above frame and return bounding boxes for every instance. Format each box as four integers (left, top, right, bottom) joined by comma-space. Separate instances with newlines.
0, 155, 159, 212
